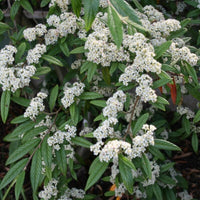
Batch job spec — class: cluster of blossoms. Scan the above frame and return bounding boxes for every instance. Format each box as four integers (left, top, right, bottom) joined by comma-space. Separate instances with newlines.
177, 105, 195, 119
71, 59, 82, 70
47, 124, 77, 151
177, 190, 193, 200
49, 0, 70, 12
24, 92, 47, 120
38, 179, 58, 200
27, 44, 46, 65
84, 13, 130, 66
58, 188, 85, 200
0, 45, 36, 92
23, 24, 47, 42
61, 82, 85, 109
169, 42, 199, 66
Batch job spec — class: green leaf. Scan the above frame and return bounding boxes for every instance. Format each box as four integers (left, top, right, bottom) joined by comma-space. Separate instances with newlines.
83, 0, 99, 31
162, 64, 179, 73
34, 67, 51, 76
187, 9, 200, 18
119, 154, 134, 194
80, 61, 92, 74
85, 157, 109, 191
11, 96, 30, 107
6, 138, 40, 165
31, 149, 42, 193
180, 18, 191, 27
15, 42, 26, 63
71, 137, 92, 148
185, 84, 200, 101
182, 115, 190, 135
154, 139, 181, 151
59, 42, 70, 57
152, 78, 172, 89
118, 154, 136, 171
0, 158, 28, 190
90, 100, 106, 107
87, 63, 97, 82
154, 41, 172, 59
4, 121, 35, 142
68, 158, 77, 180
194, 110, 200, 123
152, 183, 163, 200
158, 175, 176, 185
185, 62, 198, 85
156, 96, 169, 105
110, 62, 118, 75
148, 146, 165, 161
160, 162, 175, 173
164, 189, 176, 200
132, 0, 143, 11
79, 92, 103, 100
22, 126, 47, 142
141, 153, 152, 179
110, 0, 140, 25
0, 22, 10, 35
108, 5, 123, 48
1, 90, 11, 124
102, 67, 111, 85
132, 113, 149, 136
192, 132, 198, 154
11, 115, 29, 124
10, 1, 20, 20
41, 135, 52, 169
70, 103, 79, 125
15, 171, 25, 200
55, 144, 67, 176
71, 0, 82, 17
42, 55, 64, 67
49, 85, 59, 112
40, 0, 50, 7
20, 0, 33, 14
69, 46, 86, 55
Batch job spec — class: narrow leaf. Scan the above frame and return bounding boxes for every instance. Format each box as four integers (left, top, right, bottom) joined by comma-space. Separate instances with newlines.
69, 46, 86, 54
1, 90, 11, 123
155, 41, 172, 59
79, 92, 103, 100
154, 139, 181, 151
49, 85, 59, 112
15, 171, 25, 200
70, 103, 79, 125
90, 100, 106, 107
152, 183, 163, 200
192, 132, 198, 154
194, 110, 200, 123
71, 0, 82, 17
20, 0, 33, 14
11, 96, 30, 107
34, 67, 51, 76
15, 42, 26, 63
10, 1, 20, 20
87, 63, 97, 82
71, 137, 92, 148
42, 55, 64, 67
141, 153, 152, 179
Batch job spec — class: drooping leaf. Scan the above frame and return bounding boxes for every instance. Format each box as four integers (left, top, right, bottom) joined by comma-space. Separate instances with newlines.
49, 85, 59, 112
30, 149, 42, 193
69, 46, 86, 54
11, 96, 30, 107
10, 1, 20, 20
11, 115, 29, 124
192, 132, 198, 154
108, 5, 123, 48
90, 100, 106, 108
1, 90, 11, 124
141, 153, 152, 179
154, 139, 181, 151
42, 55, 64, 67
15, 42, 26, 63
85, 157, 109, 191
34, 67, 51, 76
15, 171, 25, 200
20, 0, 33, 14
160, 162, 175, 173
87, 63, 97, 82
6, 138, 40, 165
152, 183, 163, 200
132, 113, 149, 136
70, 103, 79, 125
0, 158, 28, 190
119, 154, 134, 194
154, 41, 172, 59
83, 0, 99, 31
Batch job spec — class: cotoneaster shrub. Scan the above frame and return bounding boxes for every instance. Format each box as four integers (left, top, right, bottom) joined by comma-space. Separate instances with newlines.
0, 0, 199, 199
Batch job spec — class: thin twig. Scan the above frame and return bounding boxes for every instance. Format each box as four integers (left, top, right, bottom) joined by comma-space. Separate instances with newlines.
23, 107, 62, 170
123, 96, 140, 140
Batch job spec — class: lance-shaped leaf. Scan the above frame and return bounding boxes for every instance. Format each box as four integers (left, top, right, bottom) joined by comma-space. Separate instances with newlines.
119, 154, 134, 194
132, 113, 149, 136
20, 0, 33, 14
70, 103, 79, 125
90, 100, 106, 108
85, 157, 109, 191
83, 0, 99, 31
69, 46, 86, 55
108, 5, 123, 48
34, 67, 51, 76
1, 90, 11, 124
40, 0, 50, 7
15, 171, 25, 200
154, 41, 172, 59
11, 96, 30, 107
42, 55, 64, 67
141, 153, 152, 179
71, 0, 82, 17
182, 115, 191, 136
152, 183, 163, 200
87, 63, 97, 82
0, 158, 28, 190
0, 22, 10, 35
6, 138, 40, 165
11, 115, 29, 124
160, 162, 175, 173
79, 92, 103, 100
71, 137, 92, 148
49, 85, 59, 112
10, 1, 20, 20
193, 109, 200, 123
31, 149, 43, 193
154, 139, 181, 151
15, 42, 26, 63
192, 132, 198, 154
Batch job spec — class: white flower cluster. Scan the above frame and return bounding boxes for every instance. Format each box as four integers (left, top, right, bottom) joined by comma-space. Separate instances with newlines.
27, 44, 46, 65
99, 0, 108, 8
169, 42, 199, 66
47, 124, 77, 150
136, 74, 157, 103
0, 45, 36, 92
23, 24, 47, 42
45, 12, 78, 45
61, 82, 85, 109
85, 13, 130, 66
137, 5, 181, 46
177, 106, 195, 119
58, 188, 85, 200
175, 2, 187, 15
24, 92, 47, 120
177, 190, 193, 200
114, 183, 126, 197
49, 0, 70, 12
142, 161, 160, 186
71, 59, 82, 70
38, 179, 58, 200
133, 186, 147, 199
